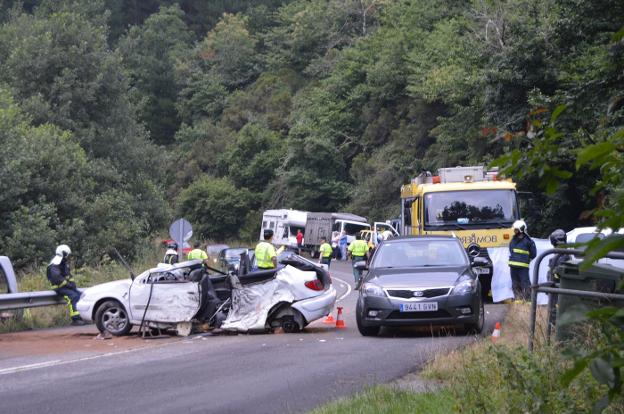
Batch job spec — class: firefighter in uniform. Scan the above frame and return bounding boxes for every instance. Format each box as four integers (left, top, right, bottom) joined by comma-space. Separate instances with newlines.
547, 229, 570, 327
255, 229, 277, 270
348, 233, 370, 286
47, 244, 85, 326
163, 242, 179, 265
508, 220, 537, 301
319, 237, 333, 267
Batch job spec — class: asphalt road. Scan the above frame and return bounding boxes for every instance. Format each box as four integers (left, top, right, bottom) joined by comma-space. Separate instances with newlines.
0, 260, 506, 414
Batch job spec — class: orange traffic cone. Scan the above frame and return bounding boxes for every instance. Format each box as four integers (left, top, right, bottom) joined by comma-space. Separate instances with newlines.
335, 307, 346, 329
323, 311, 335, 324
491, 322, 501, 342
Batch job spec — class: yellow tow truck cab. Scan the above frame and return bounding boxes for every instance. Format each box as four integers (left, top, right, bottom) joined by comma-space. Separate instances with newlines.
400, 166, 520, 298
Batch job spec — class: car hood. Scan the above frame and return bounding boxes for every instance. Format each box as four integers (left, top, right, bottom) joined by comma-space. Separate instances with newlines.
367, 266, 469, 288
83, 279, 132, 298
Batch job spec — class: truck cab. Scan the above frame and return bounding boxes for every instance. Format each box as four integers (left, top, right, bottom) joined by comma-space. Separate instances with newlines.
400, 166, 520, 299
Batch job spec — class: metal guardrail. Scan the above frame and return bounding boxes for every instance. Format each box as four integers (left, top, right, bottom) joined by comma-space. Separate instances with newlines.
528, 248, 624, 351
0, 290, 82, 312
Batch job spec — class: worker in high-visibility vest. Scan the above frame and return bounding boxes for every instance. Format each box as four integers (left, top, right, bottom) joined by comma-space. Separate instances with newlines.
318, 237, 333, 267
348, 233, 370, 285
508, 220, 536, 301
255, 229, 277, 270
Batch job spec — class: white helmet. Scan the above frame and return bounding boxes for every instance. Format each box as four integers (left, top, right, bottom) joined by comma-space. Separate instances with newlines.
512, 220, 527, 233
55, 244, 71, 257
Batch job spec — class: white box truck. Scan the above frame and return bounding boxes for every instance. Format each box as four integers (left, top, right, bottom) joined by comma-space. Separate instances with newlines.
259, 209, 307, 249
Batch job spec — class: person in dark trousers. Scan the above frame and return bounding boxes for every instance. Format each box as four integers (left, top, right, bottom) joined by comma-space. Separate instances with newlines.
163, 242, 179, 265
296, 229, 304, 255
319, 237, 333, 267
547, 229, 570, 327
348, 233, 370, 287
508, 220, 537, 302
47, 244, 85, 326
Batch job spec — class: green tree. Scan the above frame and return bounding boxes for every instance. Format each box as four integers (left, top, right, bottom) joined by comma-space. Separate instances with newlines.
119, 5, 191, 145
219, 123, 284, 196
177, 176, 252, 240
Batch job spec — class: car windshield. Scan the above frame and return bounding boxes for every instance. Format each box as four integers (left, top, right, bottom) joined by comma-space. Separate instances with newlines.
372, 240, 468, 268
424, 190, 518, 228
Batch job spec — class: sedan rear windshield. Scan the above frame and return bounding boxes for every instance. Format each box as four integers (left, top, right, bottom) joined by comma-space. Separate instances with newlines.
372, 240, 468, 268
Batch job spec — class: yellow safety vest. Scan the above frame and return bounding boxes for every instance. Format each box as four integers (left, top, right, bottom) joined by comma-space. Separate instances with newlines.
255, 242, 276, 269
187, 249, 207, 260
320, 243, 333, 258
349, 240, 369, 257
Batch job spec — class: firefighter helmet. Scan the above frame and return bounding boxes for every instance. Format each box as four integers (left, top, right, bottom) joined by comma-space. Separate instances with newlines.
549, 229, 567, 247
512, 220, 527, 233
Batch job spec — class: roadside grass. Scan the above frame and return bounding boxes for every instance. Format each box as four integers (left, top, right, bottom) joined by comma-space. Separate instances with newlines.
0, 244, 162, 333
309, 386, 456, 414
312, 304, 623, 413
422, 303, 624, 413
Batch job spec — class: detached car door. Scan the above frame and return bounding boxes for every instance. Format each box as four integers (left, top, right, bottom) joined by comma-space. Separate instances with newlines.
128, 271, 201, 323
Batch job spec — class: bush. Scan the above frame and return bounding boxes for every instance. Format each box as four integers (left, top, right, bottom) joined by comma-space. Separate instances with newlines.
177, 176, 252, 240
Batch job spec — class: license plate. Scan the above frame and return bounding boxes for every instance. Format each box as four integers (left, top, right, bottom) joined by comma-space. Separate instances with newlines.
474, 267, 490, 275
399, 302, 438, 312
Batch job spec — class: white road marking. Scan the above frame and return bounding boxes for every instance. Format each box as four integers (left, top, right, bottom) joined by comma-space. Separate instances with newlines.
332, 276, 352, 302
0, 338, 187, 376
0, 360, 62, 375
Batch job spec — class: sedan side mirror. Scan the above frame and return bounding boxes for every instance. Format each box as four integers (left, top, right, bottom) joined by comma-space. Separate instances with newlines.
470, 257, 488, 267
354, 260, 368, 271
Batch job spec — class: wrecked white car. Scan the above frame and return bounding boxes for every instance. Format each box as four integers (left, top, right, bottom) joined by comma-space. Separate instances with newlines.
76, 252, 336, 336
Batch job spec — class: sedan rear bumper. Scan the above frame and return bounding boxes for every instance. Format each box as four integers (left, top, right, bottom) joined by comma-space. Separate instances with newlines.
292, 286, 337, 324
359, 292, 480, 327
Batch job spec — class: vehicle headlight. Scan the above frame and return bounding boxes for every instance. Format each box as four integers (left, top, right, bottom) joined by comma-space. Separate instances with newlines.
79, 291, 86, 300
362, 283, 386, 297
452, 276, 476, 295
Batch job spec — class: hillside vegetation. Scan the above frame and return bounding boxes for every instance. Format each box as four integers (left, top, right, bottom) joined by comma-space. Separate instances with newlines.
0, 0, 622, 267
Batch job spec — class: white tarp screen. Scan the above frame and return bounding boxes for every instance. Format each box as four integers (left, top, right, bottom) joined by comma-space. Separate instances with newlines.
489, 238, 551, 305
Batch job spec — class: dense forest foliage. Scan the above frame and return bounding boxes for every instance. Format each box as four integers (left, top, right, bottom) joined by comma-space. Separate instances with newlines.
0, 0, 622, 267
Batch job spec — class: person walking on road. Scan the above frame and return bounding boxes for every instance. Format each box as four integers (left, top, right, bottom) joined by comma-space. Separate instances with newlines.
339, 231, 348, 261
319, 237, 333, 268
163, 242, 179, 265
348, 234, 370, 287
508, 220, 537, 302
256, 229, 277, 270
187, 241, 208, 262
47, 245, 84, 326
296, 229, 304, 255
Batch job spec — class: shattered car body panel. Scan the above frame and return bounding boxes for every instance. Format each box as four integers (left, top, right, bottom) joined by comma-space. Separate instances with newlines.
222, 265, 337, 332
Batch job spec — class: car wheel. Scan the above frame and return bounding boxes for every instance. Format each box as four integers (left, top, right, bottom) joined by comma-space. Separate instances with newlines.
356, 299, 380, 337
465, 299, 485, 335
95, 300, 132, 336
280, 315, 301, 333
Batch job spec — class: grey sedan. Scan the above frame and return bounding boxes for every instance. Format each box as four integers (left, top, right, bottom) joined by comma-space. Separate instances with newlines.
355, 236, 485, 336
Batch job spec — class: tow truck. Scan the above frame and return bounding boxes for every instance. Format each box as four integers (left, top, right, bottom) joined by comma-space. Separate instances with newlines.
400, 166, 521, 299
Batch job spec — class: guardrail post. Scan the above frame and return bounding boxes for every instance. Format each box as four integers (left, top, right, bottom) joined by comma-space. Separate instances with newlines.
0, 256, 19, 294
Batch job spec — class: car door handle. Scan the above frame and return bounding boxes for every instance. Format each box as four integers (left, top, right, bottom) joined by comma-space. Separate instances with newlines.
187, 291, 195, 294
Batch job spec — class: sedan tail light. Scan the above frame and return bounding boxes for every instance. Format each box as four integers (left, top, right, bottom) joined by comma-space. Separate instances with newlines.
304, 279, 324, 291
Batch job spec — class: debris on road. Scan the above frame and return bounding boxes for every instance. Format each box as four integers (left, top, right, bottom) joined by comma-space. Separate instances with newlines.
95, 330, 112, 340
